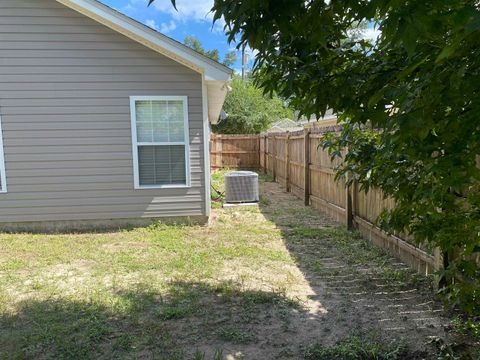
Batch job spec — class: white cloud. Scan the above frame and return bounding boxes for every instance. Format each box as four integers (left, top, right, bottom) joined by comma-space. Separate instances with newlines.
145, 19, 159, 30
145, 18, 176, 34
246, 47, 258, 58
211, 19, 226, 34
123, 3, 135, 12
149, 0, 215, 23
125, 0, 225, 34
160, 20, 177, 34
361, 28, 381, 42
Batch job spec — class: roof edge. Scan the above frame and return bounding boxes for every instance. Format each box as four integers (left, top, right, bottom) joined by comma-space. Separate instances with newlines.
55, 0, 233, 81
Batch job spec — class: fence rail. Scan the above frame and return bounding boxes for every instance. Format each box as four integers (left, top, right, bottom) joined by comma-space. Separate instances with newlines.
211, 130, 443, 275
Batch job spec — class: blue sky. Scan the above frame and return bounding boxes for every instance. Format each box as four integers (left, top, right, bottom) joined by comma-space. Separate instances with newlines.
100, 0, 246, 71
99, 1, 380, 72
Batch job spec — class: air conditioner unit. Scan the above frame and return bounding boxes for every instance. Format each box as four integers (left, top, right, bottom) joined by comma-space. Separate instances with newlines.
224, 171, 259, 203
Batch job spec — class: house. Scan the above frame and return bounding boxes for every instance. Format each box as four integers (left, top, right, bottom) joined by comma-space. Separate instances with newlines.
267, 118, 302, 133
295, 109, 339, 129
0, 0, 232, 231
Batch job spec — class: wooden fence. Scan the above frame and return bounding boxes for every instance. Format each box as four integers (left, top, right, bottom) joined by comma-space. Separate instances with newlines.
211, 129, 443, 275
210, 134, 261, 170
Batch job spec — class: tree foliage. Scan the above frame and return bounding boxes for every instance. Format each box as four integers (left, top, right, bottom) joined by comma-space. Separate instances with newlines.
183, 36, 237, 67
213, 76, 293, 134
153, 0, 480, 314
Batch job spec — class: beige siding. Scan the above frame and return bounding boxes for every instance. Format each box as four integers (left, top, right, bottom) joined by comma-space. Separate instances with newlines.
0, 0, 207, 223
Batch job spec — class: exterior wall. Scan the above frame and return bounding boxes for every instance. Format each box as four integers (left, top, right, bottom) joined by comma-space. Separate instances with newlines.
0, 0, 207, 224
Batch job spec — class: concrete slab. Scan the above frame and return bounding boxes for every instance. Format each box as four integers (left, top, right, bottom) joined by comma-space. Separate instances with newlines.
223, 202, 259, 208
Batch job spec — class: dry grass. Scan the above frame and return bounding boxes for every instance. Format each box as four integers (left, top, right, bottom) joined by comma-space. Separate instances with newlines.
0, 171, 475, 359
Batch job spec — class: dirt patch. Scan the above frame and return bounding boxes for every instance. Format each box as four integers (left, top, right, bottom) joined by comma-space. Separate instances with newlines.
160, 182, 452, 359
1, 180, 471, 359
242, 182, 449, 357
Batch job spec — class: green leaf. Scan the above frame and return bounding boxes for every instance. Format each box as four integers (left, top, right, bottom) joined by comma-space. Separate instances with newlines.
367, 89, 385, 109
436, 45, 457, 63
206, 0, 480, 316
149, 0, 177, 11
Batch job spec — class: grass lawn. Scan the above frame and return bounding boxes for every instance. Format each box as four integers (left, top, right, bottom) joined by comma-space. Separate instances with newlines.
0, 170, 478, 359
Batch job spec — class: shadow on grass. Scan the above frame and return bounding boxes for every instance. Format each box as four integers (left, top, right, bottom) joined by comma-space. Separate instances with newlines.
254, 179, 449, 359
0, 281, 307, 360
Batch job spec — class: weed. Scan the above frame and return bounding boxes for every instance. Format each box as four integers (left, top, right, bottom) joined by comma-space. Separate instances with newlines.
211, 168, 231, 207
155, 286, 199, 320
305, 335, 407, 360
193, 349, 205, 360
258, 172, 273, 183
218, 326, 255, 344
259, 193, 270, 206
157, 303, 193, 320
241, 291, 283, 305
213, 348, 224, 360
433, 316, 480, 359
212, 280, 238, 299
427, 336, 480, 360
112, 334, 134, 351
0, 258, 26, 271
290, 226, 327, 239
307, 259, 325, 273
381, 268, 409, 283
451, 316, 480, 340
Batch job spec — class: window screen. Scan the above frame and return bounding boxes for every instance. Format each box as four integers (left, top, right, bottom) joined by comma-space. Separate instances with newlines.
131, 97, 189, 188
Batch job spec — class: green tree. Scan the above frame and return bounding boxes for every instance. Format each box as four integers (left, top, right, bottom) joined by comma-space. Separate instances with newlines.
205, 49, 220, 62
223, 51, 238, 67
183, 36, 236, 67
155, 0, 480, 314
183, 35, 204, 53
213, 76, 293, 134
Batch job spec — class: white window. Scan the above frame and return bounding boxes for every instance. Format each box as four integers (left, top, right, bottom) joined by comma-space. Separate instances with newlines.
0, 115, 6, 193
130, 96, 190, 189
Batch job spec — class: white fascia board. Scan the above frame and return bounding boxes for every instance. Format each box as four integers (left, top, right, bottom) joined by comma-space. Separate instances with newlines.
55, 0, 232, 81
206, 80, 229, 124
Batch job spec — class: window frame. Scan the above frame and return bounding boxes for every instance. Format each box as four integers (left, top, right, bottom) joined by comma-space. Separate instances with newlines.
0, 115, 6, 193
130, 96, 191, 189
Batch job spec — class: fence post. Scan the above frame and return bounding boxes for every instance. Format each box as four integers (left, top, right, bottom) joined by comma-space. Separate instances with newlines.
345, 172, 353, 230
344, 144, 354, 229
256, 135, 260, 169
433, 247, 443, 271
209, 137, 213, 171
352, 179, 357, 226
263, 135, 268, 174
215, 135, 222, 169
272, 135, 277, 182
432, 247, 444, 290
285, 131, 290, 192
304, 129, 311, 206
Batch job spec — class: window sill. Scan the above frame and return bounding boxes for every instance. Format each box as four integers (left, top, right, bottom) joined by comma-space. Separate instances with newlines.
134, 184, 191, 190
